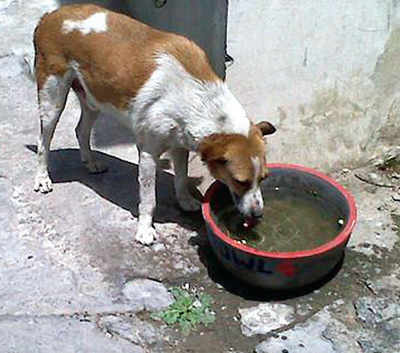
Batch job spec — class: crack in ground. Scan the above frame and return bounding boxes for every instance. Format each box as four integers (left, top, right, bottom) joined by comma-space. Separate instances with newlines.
0, 309, 140, 322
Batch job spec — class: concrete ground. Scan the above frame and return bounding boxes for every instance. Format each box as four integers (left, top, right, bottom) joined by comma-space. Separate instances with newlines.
2, 1, 400, 352
1, 52, 400, 353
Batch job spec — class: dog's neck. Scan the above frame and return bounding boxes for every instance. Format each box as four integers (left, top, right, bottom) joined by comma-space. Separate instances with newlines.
186, 83, 251, 150
133, 54, 250, 151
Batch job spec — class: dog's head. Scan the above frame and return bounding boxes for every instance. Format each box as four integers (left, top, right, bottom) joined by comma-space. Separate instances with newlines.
199, 121, 276, 220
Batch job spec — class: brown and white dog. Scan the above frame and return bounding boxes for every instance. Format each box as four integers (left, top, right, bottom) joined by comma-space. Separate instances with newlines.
33, 4, 276, 244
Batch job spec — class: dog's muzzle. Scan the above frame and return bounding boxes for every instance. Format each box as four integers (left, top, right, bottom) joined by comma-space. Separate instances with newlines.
230, 188, 264, 220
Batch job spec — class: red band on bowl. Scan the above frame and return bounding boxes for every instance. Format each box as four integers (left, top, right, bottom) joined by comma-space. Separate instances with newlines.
202, 164, 357, 260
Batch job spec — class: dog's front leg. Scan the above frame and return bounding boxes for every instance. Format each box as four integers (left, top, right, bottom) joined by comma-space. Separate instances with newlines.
136, 149, 158, 245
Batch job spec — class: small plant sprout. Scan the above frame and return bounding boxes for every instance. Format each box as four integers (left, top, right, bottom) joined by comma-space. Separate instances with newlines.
152, 285, 216, 335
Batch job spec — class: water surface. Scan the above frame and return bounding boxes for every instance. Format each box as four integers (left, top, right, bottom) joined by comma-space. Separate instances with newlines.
216, 187, 345, 252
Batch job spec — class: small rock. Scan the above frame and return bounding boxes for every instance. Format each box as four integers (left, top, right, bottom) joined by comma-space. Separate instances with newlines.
372, 146, 400, 168
122, 279, 173, 312
383, 146, 400, 163
392, 192, 400, 202
239, 303, 295, 337
372, 158, 384, 167
152, 243, 165, 252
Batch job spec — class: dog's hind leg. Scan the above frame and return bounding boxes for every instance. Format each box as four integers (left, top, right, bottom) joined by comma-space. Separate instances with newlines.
34, 74, 71, 193
72, 80, 107, 174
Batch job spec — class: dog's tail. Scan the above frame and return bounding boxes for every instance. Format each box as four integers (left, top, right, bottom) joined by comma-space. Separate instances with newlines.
23, 54, 35, 82
27, 12, 51, 84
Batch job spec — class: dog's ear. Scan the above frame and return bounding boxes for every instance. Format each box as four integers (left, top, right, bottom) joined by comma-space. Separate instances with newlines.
256, 121, 276, 136
198, 134, 228, 163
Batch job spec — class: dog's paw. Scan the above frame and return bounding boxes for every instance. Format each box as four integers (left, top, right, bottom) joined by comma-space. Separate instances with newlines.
135, 225, 157, 245
34, 173, 53, 193
84, 160, 108, 174
178, 195, 201, 212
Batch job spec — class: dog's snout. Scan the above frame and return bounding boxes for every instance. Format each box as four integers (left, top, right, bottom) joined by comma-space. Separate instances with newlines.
235, 186, 264, 220
251, 195, 263, 218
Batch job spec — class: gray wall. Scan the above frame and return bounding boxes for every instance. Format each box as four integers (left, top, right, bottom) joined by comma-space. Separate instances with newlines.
126, 0, 227, 79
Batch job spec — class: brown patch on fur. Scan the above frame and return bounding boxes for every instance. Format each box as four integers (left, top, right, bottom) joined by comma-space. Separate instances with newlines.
199, 123, 274, 196
33, 4, 219, 109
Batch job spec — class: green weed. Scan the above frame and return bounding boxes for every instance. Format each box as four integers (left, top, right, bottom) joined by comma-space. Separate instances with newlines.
152, 286, 215, 335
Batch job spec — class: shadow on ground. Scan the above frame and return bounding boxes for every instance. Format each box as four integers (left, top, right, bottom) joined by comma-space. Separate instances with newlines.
26, 146, 204, 229
191, 231, 345, 301
26, 145, 343, 301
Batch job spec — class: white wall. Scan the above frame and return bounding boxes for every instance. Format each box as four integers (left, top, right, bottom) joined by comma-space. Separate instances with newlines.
3, 0, 400, 174
227, 0, 400, 170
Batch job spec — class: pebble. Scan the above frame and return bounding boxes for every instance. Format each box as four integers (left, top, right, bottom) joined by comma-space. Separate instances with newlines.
392, 192, 400, 202
152, 243, 165, 252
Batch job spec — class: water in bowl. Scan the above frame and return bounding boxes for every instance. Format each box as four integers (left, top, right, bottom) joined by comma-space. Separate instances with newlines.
216, 187, 346, 253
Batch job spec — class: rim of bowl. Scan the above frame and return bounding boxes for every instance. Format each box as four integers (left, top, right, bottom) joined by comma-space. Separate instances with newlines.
202, 163, 358, 259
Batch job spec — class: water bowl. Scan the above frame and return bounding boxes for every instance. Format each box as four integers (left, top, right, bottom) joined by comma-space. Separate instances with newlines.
202, 164, 357, 290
